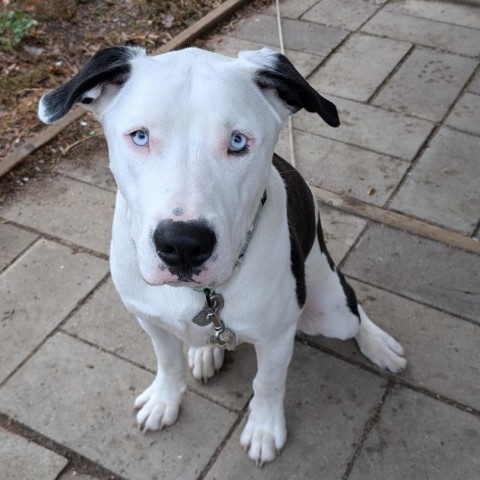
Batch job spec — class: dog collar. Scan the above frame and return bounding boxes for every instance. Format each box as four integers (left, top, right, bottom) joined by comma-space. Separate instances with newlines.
190, 190, 267, 350
233, 190, 267, 269
192, 189, 267, 292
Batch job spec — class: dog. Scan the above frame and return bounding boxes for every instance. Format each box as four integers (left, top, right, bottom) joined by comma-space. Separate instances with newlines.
38, 46, 406, 466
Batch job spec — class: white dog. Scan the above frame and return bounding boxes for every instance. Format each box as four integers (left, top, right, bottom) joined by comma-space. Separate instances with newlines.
39, 46, 406, 466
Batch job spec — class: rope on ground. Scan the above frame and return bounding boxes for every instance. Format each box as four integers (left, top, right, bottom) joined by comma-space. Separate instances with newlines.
275, 0, 296, 168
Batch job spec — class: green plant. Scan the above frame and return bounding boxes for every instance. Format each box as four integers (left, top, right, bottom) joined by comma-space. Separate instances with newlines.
0, 10, 34, 49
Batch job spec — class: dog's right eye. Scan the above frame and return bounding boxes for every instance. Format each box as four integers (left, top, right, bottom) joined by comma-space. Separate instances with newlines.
130, 129, 149, 147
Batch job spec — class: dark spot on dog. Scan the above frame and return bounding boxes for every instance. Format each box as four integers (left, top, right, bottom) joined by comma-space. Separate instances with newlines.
173, 207, 183, 217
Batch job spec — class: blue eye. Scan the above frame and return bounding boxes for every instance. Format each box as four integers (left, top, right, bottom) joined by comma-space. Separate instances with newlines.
131, 129, 149, 147
229, 132, 248, 154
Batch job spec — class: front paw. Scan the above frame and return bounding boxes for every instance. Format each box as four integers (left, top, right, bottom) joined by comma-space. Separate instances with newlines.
188, 346, 225, 383
134, 380, 185, 433
240, 402, 287, 466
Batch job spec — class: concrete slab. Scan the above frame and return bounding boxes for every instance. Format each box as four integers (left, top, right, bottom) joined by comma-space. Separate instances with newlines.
385, 0, 480, 29
59, 472, 97, 480
308, 279, 480, 411
0, 239, 108, 382
445, 92, 480, 136
349, 386, 480, 480
293, 96, 434, 161
63, 278, 154, 369
0, 222, 37, 271
469, 72, 480, 94
318, 206, 367, 265
390, 127, 480, 234
231, 14, 348, 56
277, 129, 408, 206
206, 36, 324, 79
373, 48, 477, 121
309, 33, 411, 102
343, 224, 480, 323
265, 0, 319, 19
0, 175, 115, 255
64, 278, 256, 412
55, 147, 116, 192
362, 10, 480, 57
302, 0, 383, 31
0, 333, 237, 480
205, 343, 387, 479
0, 428, 68, 480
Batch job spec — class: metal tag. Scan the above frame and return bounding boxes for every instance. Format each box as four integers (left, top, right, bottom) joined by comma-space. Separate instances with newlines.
209, 327, 237, 351
192, 307, 215, 327
192, 290, 237, 350
192, 293, 224, 327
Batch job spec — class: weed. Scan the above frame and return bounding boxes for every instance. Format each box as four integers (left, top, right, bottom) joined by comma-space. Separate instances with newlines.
0, 10, 34, 49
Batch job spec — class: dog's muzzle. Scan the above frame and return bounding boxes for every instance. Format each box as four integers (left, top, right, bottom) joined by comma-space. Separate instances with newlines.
153, 219, 217, 280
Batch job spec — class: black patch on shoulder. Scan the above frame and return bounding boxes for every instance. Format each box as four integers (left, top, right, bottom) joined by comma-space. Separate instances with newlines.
316, 212, 360, 321
42, 46, 142, 123
273, 154, 316, 307
337, 268, 360, 320
316, 214, 335, 272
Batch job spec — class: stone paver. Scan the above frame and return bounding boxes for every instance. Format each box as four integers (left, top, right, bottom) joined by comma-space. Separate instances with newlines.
302, 0, 383, 31
294, 96, 434, 161
0, 239, 108, 382
59, 472, 97, 480
55, 146, 116, 192
343, 224, 480, 323
277, 129, 408, 206
0, 222, 37, 271
0, 333, 237, 480
445, 92, 480, 136
265, 0, 319, 19
318, 206, 367, 264
207, 36, 324, 78
2, 0, 480, 477
309, 279, 480, 410
64, 278, 256, 412
0, 428, 68, 480
205, 343, 387, 480
373, 48, 477, 121
469, 72, 480, 94
0, 175, 115, 255
231, 14, 348, 56
362, 10, 480, 57
391, 127, 480, 234
385, 0, 480, 29
309, 33, 411, 102
349, 386, 480, 480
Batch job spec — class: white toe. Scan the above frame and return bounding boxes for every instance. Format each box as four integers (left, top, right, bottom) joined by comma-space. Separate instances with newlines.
188, 346, 225, 382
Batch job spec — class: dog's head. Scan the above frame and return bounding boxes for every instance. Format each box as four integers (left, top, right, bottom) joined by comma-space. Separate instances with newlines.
39, 46, 338, 287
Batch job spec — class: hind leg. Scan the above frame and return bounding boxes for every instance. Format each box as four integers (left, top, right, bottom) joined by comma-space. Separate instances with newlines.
298, 215, 406, 373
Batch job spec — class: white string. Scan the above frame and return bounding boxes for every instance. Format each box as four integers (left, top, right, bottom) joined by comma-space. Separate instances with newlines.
275, 0, 296, 168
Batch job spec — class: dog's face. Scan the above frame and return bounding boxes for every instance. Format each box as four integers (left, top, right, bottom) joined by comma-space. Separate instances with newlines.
39, 47, 338, 287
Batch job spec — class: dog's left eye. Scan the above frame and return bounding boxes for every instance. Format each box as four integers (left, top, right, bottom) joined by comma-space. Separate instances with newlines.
228, 132, 248, 154
130, 129, 149, 147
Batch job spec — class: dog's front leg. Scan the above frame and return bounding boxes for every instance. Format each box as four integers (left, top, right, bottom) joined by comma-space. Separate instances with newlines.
241, 325, 296, 466
134, 316, 186, 432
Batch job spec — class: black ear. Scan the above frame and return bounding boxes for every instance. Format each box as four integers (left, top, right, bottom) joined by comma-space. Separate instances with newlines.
249, 50, 340, 127
39, 45, 145, 124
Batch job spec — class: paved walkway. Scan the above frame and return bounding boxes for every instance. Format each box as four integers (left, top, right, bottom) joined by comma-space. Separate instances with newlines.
1, 0, 480, 478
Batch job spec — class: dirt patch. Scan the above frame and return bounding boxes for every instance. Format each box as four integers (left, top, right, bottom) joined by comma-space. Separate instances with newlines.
0, 0, 271, 206
0, 0, 225, 161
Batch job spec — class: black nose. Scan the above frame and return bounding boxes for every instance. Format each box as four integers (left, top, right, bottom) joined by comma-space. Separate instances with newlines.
153, 220, 217, 274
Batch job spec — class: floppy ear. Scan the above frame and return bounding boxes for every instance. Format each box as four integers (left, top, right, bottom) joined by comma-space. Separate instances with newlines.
239, 48, 340, 127
38, 45, 146, 124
